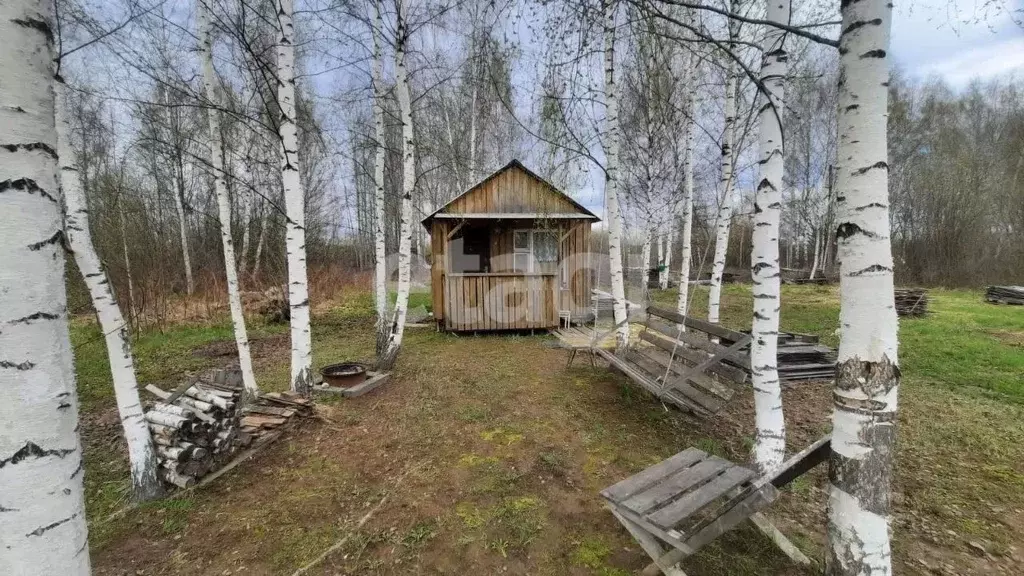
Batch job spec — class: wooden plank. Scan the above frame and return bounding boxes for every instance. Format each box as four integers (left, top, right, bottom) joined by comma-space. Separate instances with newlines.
609, 509, 690, 576
634, 346, 735, 401
638, 331, 747, 384
622, 457, 732, 515
669, 334, 752, 391
647, 306, 747, 343
313, 372, 391, 398
626, 351, 724, 414
647, 466, 756, 530
768, 435, 831, 489
602, 448, 707, 502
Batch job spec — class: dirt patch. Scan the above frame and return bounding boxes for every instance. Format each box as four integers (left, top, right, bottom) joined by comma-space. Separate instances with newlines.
987, 330, 1024, 348
192, 334, 289, 362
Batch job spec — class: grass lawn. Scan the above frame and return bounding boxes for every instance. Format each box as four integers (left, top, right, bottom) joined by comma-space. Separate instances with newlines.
75, 284, 1024, 575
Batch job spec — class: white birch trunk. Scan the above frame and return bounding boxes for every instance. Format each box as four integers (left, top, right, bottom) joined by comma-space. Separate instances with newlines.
676, 51, 695, 319
0, 3, 91, 571
659, 229, 673, 290
707, 54, 737, 326
56, 80, 162, 501
640, 228, 653, 291
117, 195, 137, 328
809, 228, 821, 280
236, 151, 252, 280
275, 0, 314, 395
371, 0, 389, 354
379, 0, 415, 370
603, 0, 629, 348
749, 0, 790, 474
199, 0, 259, 397
827, 0, 898, 573
164, 87, 195, 296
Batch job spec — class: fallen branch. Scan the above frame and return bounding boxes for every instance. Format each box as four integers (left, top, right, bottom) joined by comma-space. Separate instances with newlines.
289, 462, 424, 576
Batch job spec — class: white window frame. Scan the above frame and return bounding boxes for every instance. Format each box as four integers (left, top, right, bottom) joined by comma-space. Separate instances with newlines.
512, 229, 559, 274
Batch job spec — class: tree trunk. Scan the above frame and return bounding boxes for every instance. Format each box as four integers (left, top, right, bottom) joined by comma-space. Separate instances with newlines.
603, 0, 629, 348
379, 0, 415, 370
57, 80, 163, 502
199, 0, 259, 398
676, 49, 695, 319
253, 201, 268, 284
117, 191, 137, 330
749, 0, 790, 475
236, 150, 252, 281
0, 3, 91, 571
707, 46, 737, 326
275, 0, 314, 395
826, 0, 898, 573
640, 228, 653, 292
372, 0, 389, 357
165, 87, 195, 296
809, 228, 821, 280
659, 229, 673, 290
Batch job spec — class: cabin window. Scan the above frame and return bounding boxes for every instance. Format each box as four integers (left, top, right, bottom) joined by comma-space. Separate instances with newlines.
512, 229, 558, 273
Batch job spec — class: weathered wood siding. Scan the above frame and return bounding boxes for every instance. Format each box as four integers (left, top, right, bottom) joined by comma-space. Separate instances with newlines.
443, 274, 556, 330
441, 167, 580, 215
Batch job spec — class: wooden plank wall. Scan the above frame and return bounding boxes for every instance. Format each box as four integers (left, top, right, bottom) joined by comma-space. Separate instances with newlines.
430, 221, 446, 320
560, 222, 592, 320
443, 167, 580, 215
443, 275, 556, 331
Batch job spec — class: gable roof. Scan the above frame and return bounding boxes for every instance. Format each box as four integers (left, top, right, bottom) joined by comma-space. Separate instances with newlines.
421, 159, 599, 227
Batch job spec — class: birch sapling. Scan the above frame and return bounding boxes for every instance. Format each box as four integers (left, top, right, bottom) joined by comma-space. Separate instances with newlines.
275, 0, 314, 395
707, 7, 740, 327
372, 0, 389, 356
57, 79, 162, 501
749, 0, 791, 474
603, 0, 630, 348
0, 1, 91, 571
676, 46, 696, 319
199, 0, 259, 398
379, 0, 415, 370
659, 230, 673, 290
826, 0, 899, 573
641, 228, 653, 291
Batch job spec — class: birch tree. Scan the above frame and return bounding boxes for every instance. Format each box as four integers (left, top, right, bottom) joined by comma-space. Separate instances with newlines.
0, 1, 91, 571
57, 79, 162, 501
676, 46, 695, 318
749, 0, 791, 474
826, 0, 898, 572
275, 0, 314, 395
372, 0, 389, 357
707, 2, 740, 327
604, 0, 630, 348
378, 0, 415, 370
199, 0, 259, 397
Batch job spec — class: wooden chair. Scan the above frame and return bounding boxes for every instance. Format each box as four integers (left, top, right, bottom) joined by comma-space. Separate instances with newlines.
601, 436, 831, 575
593, 306, 750, 417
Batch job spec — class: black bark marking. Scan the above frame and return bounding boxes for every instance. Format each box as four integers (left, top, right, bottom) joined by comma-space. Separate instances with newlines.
28, 230, 63, 251
0, 360, 35, 371
69, 458, 84, 479
861, 49, 887, 59
26, 513, 79, 537
853, 161, 888, 176
849, 264, 893, 276
0, 442, 75, 469
1, 142, 58, 159
842, 18, 883, 36
0, 504, 19, 512
0, 178, 58, 203
854, 202, 887, 211
12, 17, 54, 42
835, 222, 879, 240
11, 311, 59, 324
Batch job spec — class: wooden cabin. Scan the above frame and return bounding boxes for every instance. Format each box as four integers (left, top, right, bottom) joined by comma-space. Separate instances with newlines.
422, 160, 599, 331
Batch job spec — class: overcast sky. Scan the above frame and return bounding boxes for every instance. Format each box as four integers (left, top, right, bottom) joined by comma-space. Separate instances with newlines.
890, 0, 1023, 87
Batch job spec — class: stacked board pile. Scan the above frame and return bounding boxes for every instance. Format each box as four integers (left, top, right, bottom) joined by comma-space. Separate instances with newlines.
773, 333, 837, 381
986, 286, 1024, 305
894, 288, 929, 316
144, 368, 311, 489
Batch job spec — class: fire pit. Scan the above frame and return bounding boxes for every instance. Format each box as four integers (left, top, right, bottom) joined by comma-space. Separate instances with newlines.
320, 363, 367, 388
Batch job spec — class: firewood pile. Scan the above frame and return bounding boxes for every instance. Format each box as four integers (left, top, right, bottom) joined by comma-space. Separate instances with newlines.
144, 368, 311, 489
986, 286, 1024, 305
894, 288, 929, 317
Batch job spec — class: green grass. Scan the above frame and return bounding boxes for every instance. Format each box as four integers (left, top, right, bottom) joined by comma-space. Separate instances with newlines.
652, 284, 1024, 400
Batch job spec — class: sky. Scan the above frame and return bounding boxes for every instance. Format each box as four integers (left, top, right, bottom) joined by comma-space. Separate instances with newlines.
890, 0, 1024, 87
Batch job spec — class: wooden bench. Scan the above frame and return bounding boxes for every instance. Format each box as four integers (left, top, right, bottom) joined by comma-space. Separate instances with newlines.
593, 306, 750, 417
602, 436, 831, 575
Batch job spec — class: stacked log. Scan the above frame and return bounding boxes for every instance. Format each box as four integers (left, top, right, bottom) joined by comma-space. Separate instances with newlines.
895, 288, 929, 317
986, 286, 1024, 305
144, 369, 311, 489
